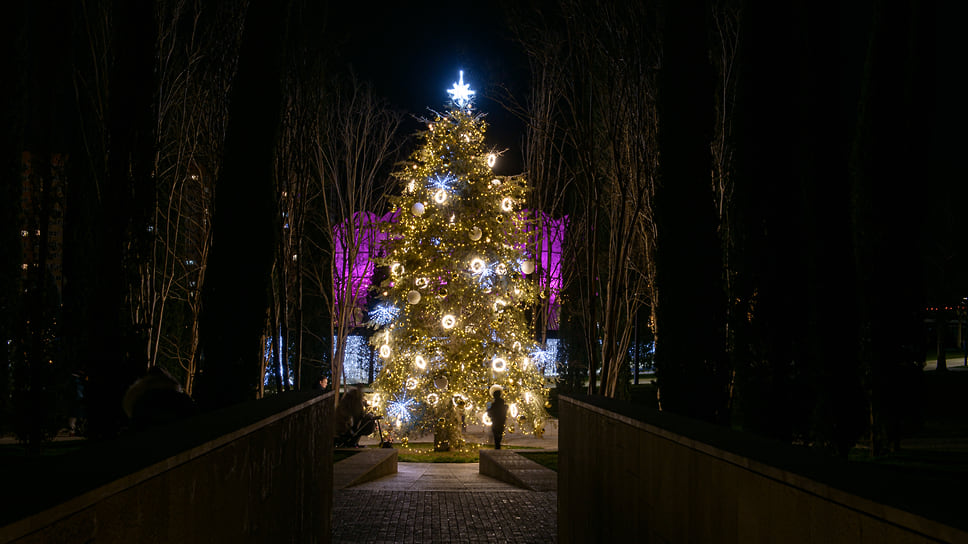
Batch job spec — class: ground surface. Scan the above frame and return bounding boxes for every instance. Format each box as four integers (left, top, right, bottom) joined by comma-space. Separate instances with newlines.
333, 488, 557, 544
334, 422, 559, 543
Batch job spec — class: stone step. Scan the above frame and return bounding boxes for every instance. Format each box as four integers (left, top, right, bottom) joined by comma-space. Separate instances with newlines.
333, 448, 397, 489
479, 449, 557, 492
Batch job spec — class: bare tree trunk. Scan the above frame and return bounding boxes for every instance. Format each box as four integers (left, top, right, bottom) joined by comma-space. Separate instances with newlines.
196, 0, 285, 410
653, 0, 729, 423
310, 76, 404, 398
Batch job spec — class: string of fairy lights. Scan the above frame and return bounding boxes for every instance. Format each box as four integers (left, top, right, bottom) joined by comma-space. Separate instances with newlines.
367, 71, 549, 450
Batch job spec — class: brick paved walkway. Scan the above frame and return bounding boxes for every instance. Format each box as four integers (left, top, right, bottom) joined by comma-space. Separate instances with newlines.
333, 490, 557, 543
332, 463, 557, 543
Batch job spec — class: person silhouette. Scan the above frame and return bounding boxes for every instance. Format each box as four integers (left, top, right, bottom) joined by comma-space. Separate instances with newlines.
486, 389, 508, 450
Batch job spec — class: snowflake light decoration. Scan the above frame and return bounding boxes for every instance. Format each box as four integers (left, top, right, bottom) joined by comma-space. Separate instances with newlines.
447, 70, 475, 108
369, 303, 400, 326
428, 173, 457, 191
471, 260, 499, 289
530, 345, 556, 368
387, 393, 417, 424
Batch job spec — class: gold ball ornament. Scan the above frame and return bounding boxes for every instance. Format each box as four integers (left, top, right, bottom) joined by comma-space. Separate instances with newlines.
469, 226, 482, 241
407, 290, 421, 304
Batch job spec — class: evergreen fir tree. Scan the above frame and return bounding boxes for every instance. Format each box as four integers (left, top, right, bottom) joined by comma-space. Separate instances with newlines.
369, 72, 548, 451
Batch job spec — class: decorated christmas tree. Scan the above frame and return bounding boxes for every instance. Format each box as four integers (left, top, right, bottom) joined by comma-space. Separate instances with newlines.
368, 71, 548, 451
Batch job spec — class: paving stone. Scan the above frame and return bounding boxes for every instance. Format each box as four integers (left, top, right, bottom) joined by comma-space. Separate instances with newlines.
337, 423, 559, 542
333, 490, 557, 544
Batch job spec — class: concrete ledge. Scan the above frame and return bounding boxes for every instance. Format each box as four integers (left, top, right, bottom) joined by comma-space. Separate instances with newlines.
559, 394, 968, 544
0, 391, 333, 544
479, 450, 557, 492
334, 448, 398, 489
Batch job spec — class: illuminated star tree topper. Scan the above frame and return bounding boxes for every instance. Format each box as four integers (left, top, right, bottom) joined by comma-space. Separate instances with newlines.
369, 70, 549, 452
447, 70, 475, 109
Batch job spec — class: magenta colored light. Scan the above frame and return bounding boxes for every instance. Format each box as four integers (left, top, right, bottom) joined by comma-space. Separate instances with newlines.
527, 212, 567, 329
333, 211, 397, 326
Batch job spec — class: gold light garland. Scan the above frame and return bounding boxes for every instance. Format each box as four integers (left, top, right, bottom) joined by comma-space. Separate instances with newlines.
369, 100, 549, 450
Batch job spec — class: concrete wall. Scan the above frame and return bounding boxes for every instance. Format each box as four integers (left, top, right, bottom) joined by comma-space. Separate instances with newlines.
1, 391, 333, 544
559, 395, 968, 544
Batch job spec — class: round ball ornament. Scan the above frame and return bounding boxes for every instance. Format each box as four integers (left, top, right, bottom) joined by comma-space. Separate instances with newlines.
412, 202, 425, 216
521, 260, 535, 275
469, 226, 482, 241
407, 290, 422, 304
434, 375, 449, 390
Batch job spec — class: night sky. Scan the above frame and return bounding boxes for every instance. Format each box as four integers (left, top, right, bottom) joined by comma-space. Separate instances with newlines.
331, 1, 528, 174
